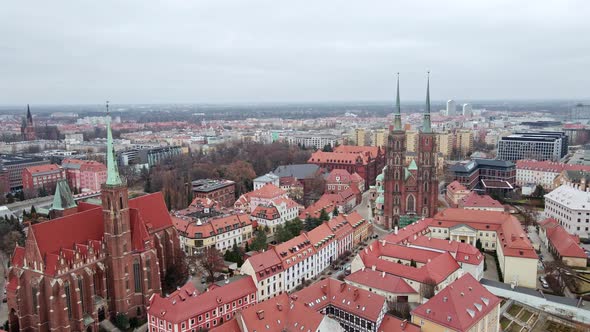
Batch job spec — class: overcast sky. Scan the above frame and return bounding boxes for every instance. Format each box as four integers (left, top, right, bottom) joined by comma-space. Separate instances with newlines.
1, 1, 589, 104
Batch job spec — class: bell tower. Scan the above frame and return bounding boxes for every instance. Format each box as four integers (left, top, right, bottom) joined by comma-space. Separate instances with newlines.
101, 101, 133, 315
417, 72, 438, 218
383, 73, 406, 229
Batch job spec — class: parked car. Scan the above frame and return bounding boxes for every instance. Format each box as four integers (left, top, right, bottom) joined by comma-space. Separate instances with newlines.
541, 280, 549, 289
372, 234, 378, 239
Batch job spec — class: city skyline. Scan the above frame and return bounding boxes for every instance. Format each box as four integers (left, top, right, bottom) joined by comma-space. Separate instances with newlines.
1, 1, 589, 104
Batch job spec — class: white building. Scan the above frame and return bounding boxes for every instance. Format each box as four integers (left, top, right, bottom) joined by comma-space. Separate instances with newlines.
462, 103, 473, 117
447, 99, 457, 116
544, 184, 590, 238
253, 173, 280, 190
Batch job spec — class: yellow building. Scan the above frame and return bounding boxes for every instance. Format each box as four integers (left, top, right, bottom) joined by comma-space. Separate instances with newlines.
411, 274, 501, 332
436, 132, 453, 157
456, 129, 474, 157
372, 129, 386, 147
355, 128, 366, 146
406, 130, 418, 153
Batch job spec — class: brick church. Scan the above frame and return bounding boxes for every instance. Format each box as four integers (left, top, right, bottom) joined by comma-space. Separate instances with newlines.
21, 104, 36, 141
7, 114, 180, 331
374, 73, 438, 229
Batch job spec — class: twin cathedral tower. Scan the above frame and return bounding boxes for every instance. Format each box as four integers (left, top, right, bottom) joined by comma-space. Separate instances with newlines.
376, 72, 438, 229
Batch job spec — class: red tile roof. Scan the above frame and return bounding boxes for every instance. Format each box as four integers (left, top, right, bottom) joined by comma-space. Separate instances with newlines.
516, 159, 590, 173
252, 204, 280, 220
24, 164, 63, 174
148, 277, 257, 324
248, 183, 286, 199
334, 145, 382, 159
239, 293, 324, 332
327, 215, 354, 239
377, 314, 421, 332
409, 236, 484, 265
209, 319, 240, 332
345, 269, 417, 295
245, 249, 284, 281
128, 192, 174, 232
447, 181, 468, 193
294, 278, 386, 322
299, 195, 336, 219
411, 274, 501, 332
325, 169, 354, 183
459, 193, 502, 209
308, 151, 369, 165
540, 218, 587, 259
305, 223, 335, 250
383, 218, 431, 244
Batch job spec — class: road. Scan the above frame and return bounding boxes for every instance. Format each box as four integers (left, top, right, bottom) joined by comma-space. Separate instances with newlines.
351, 190, 390, 239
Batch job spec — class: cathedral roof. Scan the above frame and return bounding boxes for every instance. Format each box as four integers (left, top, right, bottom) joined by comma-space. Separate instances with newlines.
408, 159, 418, 170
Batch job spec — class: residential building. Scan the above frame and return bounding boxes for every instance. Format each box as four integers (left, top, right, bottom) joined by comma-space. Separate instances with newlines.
327, 215, 354, 256
462, 103, 473, 117
430, 209, 538, 288
147, 277, 257, 332
376, 315, 421, 332
455, 129, 474, 158
272, 164, 325, 205
544, 184, 590, 238
22, 164, 66, 194
325, 168, 364, 196
345, 269, 420, 303
62, 158, 107, 192
446, 181, 470, 208
497, 131, 568, 162
436, 132, 453, 158
449, 159, 515, 191
516, 160, 590, 190
235, 183, 288, 213
7, 118, 180, 331
372, 129, 387, 148
411, 274, 501, 332
213, 293, 342, 332
377, 75, 438, 229
250, 196, 302, 235
539, 218, 588, 267
286, 133, 341, 149
355, 128, 367, 146
458, 192, 504, 212
405, 130, 419, 153
308, 145, 385, 190
192, 179, 236, 208
253, 173, 279, 190
351, 241, 461, 299
0, 154, 50, 190
293, 278, 388, 332
554, 169, 590, 190
173, 213, 253, 255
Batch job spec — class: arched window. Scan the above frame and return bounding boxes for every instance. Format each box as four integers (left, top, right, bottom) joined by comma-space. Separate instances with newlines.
394, 184, 399, 192
78, 276, 86, 314
407, 195, 415, 213
395, 155, 400, 165
422, 207, 429, 217
394, 171, 399, 180
133, 260, 142, 293
64, 281, 72, 319
31, 285, 38, 315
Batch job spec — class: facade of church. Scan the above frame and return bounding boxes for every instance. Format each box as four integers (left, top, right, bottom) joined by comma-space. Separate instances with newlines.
373, 74, 439, 230
7, 115, 180, 331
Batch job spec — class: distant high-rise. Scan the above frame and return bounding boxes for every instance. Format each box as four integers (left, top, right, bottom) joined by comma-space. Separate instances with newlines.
355, 128, 366, 146
462, 103, 473, 117
497, 131, 568, 162
372, 129, 386, 147
446, 99, 457, 116
21, 104, 36, 141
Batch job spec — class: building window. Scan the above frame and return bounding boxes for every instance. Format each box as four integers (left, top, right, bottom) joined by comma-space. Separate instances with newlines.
64, 281, 72, 319
134, 260, 142, 292
146, 258, 152, 289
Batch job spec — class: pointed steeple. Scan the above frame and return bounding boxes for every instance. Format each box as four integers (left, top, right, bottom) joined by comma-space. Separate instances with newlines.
105, 101, 123, 186
422, 71, 432, 133
393, 72, 402, 131
26, 104, 33, 123
51, 179, 76, 211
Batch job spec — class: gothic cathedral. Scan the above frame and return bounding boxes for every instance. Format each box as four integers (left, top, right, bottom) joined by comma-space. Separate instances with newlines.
374, 73, 438, 230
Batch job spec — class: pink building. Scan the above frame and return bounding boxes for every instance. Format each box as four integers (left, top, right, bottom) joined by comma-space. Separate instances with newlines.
62, 159, 107, 192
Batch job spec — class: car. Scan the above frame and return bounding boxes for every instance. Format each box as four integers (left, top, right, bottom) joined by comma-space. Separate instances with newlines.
541, 281, 549, 289
200, 276, 206, 284
539, 275, 547, 283
372, 234, 379, 239
344, 270, 351, 276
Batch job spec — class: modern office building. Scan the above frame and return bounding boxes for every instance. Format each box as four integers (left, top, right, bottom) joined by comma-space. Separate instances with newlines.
449, 159, 516, 191
497, 131, 568, 162
118, 145, 182, 167
0, 154, 50, 190
192, 179, 236, 208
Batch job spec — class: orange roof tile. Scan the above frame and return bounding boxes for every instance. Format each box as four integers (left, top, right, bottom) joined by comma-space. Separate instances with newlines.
345, 269, 417, 295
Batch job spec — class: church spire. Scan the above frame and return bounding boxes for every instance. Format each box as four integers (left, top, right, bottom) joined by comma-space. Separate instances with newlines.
26, 104, 33, 124
105, 101, 122, 186
393, 72, 402, 131
422, 71, 432, 133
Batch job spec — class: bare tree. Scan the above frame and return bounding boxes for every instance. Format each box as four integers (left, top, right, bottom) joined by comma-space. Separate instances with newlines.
196, 247, 225, 283
420, 277, 437, 299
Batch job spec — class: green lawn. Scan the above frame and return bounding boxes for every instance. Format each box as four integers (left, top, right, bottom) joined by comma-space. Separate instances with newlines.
544, 321, 584, 332
507, 304, 522, 317
507, 322, 523, 332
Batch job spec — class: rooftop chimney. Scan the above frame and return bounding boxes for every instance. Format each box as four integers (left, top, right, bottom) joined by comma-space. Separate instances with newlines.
256, 310, 265, 320
353, 289, 359, 301
277, 303, 283, 311
321, 284, 328, 295
340, 282, 346, 292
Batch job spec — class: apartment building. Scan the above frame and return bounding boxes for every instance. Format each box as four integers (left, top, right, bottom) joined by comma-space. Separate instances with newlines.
497, 131, 568, 162
544, 184, 590, 238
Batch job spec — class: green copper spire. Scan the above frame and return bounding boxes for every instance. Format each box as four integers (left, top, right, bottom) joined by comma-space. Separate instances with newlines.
51, 179, 76, 211
422, 71, 432, 133
393, 72, 402, 131
105, 101, 122, 186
